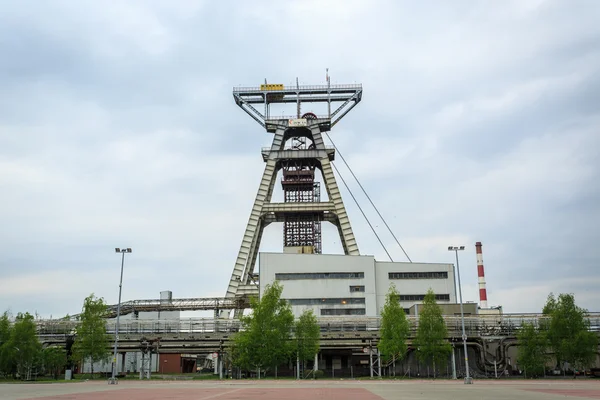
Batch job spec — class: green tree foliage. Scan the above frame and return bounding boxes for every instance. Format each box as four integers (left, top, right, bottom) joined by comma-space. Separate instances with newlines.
414, 289, 451, 376
543, 293, 597, 371
295, 309, 320, 377
378, 284, 410, 375
0, 311, 13, 376
231, 281, 294, 377
517, 322, 549, 377
6, 312, 42, 380
42, 347, 68, 379
72, 294, 110, 376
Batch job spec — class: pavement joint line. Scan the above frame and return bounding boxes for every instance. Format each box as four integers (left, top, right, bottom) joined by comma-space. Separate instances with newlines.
197, 388, 245, 400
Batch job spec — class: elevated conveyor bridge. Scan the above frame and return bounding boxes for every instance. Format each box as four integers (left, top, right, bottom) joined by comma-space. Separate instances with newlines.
35, 313, 600, 374
39, 313, 600, 342
70, 296, 255, 320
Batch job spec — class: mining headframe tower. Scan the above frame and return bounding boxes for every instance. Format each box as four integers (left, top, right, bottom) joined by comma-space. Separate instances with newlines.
224, 79, 363, 316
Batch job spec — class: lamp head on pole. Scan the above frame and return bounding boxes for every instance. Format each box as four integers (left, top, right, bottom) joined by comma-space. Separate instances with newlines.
448, 245, 465, 251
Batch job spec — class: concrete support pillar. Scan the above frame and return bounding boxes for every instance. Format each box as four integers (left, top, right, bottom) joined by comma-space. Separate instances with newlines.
139, 352, 144, 380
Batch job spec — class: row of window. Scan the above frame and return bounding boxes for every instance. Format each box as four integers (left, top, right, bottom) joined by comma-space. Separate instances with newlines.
288, 298, 365, 306
286, 294, 450, 307
275, 272, 364, 280
321, 308, 366, 316
399, 294, 450, 301
322, 308, 416, 316
389, 272, 448, 279
275, 272, 449, 281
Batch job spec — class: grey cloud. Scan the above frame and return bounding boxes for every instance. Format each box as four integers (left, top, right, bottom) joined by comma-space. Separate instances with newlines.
1, 0, 599, 316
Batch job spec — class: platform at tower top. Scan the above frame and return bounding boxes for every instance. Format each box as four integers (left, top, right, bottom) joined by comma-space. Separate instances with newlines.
232, 83, 362, 103
233, 82, 363, 130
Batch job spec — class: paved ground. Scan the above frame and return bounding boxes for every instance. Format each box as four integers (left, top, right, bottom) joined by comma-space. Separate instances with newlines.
1, 379, 599, 400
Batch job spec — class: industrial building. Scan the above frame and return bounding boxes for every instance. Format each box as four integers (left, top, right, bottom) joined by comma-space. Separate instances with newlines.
259, 252, 457, 317
223, 78, 472, 329
223, 79, 461, 319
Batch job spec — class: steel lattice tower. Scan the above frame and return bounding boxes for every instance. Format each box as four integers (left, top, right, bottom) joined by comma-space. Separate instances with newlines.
281, 135, 322, 253
224, 79, 363, 317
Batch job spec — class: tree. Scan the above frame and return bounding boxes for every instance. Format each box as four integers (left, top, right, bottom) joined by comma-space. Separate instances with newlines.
517, 322, 549, 378
295, 309, 320, 378
42, 347, 68, 379
543, 293, 597, 372
6, 312, 42, 380
414, 289, 452, 377
0, 311, 13, 376
378, 284, 410, 376
72, 294, 110, 376
231, 281, 294, 377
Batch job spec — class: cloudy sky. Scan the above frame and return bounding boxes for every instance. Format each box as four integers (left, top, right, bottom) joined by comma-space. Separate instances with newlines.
1, 0, 599, 318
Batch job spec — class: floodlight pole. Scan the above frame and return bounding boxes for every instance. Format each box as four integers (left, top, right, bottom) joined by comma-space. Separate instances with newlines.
451, 258, 459, 380
449, 245, 472, 384
109, 247, 131, 385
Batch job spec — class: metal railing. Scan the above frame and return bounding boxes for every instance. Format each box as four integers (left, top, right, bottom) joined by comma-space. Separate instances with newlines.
233, 84, 362, 92
261, 146, 335, 152
264, 116, 331, 122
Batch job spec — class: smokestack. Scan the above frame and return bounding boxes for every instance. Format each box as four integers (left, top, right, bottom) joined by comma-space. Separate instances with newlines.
475, 242, 488, 309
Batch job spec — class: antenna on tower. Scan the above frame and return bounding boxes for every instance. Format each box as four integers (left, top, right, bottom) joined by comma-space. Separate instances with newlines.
326, 68, 331, 118
296, 77, 300, 118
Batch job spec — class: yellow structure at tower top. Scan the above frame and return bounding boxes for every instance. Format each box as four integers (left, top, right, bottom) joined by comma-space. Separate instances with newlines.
260, 83, 284, 91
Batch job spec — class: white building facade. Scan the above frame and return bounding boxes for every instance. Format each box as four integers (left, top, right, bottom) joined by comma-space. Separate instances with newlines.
259, 253, 456, 317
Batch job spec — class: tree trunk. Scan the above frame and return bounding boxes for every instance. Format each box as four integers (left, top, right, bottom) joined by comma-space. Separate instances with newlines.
303, 360, 306, 379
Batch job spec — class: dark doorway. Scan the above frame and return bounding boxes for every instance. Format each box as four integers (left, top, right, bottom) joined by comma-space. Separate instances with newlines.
182, 358, 196, 373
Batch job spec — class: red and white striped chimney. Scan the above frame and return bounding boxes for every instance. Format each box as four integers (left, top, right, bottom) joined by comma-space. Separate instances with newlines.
475, 242, 488, 309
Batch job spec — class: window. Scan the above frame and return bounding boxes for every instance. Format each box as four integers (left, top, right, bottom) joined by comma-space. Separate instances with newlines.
287, 298, 365, 306
398, 294, 450, 301
388, 271, 448, 279
321, 308, 366, 316
275, 272, 364, 280
350, 285, 365, 292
